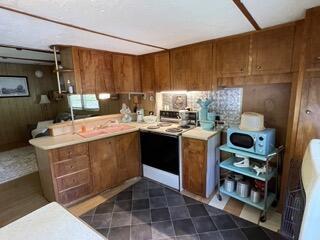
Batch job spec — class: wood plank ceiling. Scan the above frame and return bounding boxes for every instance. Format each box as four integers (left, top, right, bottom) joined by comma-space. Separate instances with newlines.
0, 0, 319, 55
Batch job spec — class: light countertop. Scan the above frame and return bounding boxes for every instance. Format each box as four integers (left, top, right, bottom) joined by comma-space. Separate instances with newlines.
182, 127, 221, 141
29, 123, 144, 150
0, 202, 105, 240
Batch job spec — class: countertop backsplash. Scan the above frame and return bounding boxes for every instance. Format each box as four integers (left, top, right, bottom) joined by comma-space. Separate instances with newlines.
160, 88, 243, 126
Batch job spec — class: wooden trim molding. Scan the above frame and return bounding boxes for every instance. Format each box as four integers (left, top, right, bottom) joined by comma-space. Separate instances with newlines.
0, 4, 167, 51
232, 0, 261, 30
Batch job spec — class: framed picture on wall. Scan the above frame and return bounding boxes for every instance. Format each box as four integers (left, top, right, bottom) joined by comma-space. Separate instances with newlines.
0, 75, 30, 97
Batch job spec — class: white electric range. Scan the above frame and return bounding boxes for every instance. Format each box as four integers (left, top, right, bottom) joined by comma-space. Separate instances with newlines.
139, 110, 198, 190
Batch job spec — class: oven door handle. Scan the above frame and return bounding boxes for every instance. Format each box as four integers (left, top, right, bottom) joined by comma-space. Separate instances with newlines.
140, 129, 179, 139
253, 136, 256, 152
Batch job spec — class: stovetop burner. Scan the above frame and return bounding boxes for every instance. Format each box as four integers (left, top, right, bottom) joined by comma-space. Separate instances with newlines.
158, 122, 172, 127
165, 127, 183, 133
179, 125, 191, 129
147, 125, 160, 129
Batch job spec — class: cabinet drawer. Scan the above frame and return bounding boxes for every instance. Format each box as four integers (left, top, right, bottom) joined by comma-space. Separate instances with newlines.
58, 183, 91, 205
53, 155, 90, 177
56, 169, 91, 192
53, 144, 88, 162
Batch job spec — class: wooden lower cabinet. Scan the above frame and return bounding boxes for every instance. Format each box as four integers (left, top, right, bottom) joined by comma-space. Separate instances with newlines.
182, 138, 207, 197
89, 132, 141, 194
36, 132, 141, 206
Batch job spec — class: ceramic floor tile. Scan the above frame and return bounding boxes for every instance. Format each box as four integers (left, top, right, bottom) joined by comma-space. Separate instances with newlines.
151, 220, 175, 239
169, 206, 190, 220
241, 226, 270, 240
166, 194, 186, 207
198, 231, 223, 240
131, 223, 152, 240
149, 188, 165, 198
108, 226, 130, 240
258, 209, 281, 232
173, 218, 197, 236
132, 199, 150, 211
187, 204, 209, 218
151, 207, 171, 222
192, 216, 217, 233
211, 214, 237, 230
220, 229, 247, 240
91, 213, 112, 229
239, 204, 260, 224
208, 192, 229, 210
111, 211, 131, 227
131, 209, 151, 225
150, 196, 168, 209
176, 235, 200, 240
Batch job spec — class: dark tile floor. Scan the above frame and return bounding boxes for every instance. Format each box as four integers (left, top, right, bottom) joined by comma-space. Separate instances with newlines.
80, 178, 284, 240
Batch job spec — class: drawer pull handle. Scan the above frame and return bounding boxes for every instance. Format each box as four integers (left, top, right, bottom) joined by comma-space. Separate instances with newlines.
256, 65, 262, 70
306, 109, 312, 115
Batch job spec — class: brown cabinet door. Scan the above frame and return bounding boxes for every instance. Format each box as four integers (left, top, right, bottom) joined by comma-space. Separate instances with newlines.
306, 8, 320, 69
89, 138, 117, 193
115, 132, 140, 184
113, 54, 141, 92
78, 48, 96, 94
182, 138, 207, 196
170, 47, 191, 90
217, 35, 250, 77
95, 51, 115, 94
140, 54, 155, 92
77, 49, 114, 94
293, 73, 320, 161
154, 51, 171, 91
189, 42, 213, 90
251, 25, 295, 75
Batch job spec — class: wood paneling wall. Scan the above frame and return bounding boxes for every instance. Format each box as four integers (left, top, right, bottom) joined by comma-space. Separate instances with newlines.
242, 83, 291, 147
0, 63, 60, 151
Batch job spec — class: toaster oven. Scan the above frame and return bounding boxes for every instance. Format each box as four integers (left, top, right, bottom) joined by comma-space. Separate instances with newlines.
227, 127, 276, 156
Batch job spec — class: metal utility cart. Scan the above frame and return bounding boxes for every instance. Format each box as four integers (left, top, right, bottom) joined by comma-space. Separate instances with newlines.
217, 144, 284, 222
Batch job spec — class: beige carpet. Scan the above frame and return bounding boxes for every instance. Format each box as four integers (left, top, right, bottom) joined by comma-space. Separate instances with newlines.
0, 146, 38, 184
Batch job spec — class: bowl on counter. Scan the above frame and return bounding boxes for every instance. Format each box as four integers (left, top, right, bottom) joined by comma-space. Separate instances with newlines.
143, 115, 157, 124
200, 120, 214, 130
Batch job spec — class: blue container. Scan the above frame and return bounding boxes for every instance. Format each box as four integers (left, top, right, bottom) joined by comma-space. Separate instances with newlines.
199, 108, 208, 121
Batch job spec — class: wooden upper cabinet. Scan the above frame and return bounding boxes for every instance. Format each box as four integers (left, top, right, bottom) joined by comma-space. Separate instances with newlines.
75, 48, 114, 94
306, 8, 320, 69
170, 46, 191, 90
251, 25, 295, 75
154, 51, 171, 91
140, 54, 155, 92
217, 35, 250, 77
113, 54, 141, 93
189, 42, 213, 90
95, 51, 114, 94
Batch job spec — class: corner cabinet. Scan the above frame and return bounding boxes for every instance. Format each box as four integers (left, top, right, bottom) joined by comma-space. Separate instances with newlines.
36, 132, 141, 206
112, 54, 141, 92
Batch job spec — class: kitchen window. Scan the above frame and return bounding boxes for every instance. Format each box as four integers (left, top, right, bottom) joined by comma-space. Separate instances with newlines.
68, 94, 99, 111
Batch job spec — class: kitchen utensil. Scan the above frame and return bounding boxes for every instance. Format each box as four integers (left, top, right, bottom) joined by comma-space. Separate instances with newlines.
143, 115, 157, 124
250, 188, 261, 203
178, 110, 189, 127
137, 108, 144, 122
236, 180, 250, 198
224, 176, 235, 192
239, 112, 265, 131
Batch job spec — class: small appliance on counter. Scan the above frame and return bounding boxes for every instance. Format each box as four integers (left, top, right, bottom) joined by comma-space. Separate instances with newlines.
178, 110, 189, 128
137, 107, 144, 123
240, 112, 265, 131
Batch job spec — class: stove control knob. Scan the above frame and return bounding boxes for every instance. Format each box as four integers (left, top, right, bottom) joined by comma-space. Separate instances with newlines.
259, 136, 264, 141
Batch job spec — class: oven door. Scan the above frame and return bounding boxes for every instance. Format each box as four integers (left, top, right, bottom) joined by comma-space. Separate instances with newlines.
140, 131, 179, 175
228, 132, 255, 152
